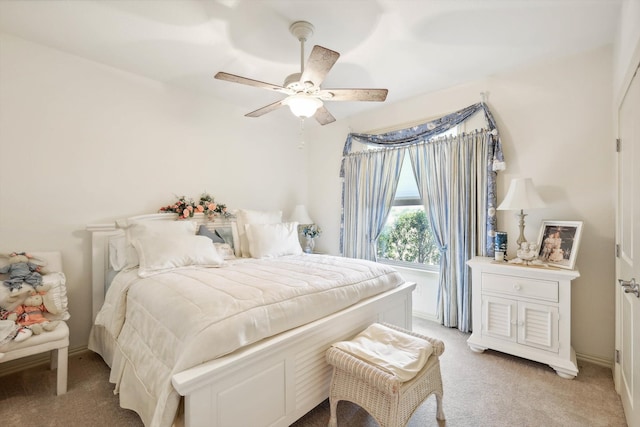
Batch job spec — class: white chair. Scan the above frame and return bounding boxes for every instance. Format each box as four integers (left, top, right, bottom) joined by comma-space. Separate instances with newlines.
0, 322, 69, 395
0, 251, 69, 395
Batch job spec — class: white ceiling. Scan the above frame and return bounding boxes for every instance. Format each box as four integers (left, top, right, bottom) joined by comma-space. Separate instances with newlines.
0, 0, 622, 124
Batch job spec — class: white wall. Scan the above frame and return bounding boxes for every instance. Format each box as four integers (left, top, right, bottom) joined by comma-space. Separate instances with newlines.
393, 266, 439, 321
0, 33, 307, 351
306, 46, 615, 363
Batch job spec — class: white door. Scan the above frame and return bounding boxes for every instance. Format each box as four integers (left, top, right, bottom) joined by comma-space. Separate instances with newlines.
616, 61, 640, 427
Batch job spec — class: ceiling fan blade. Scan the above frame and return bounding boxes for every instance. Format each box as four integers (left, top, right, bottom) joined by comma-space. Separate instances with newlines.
215, 72, 290, 94
245, 100, 285, 118
314, 106, 336, 126
300, 45, 340, 87
319, 88, 389, 102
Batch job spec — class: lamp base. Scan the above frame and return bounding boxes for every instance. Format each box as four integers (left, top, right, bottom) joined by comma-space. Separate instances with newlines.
516, 209, 528, 246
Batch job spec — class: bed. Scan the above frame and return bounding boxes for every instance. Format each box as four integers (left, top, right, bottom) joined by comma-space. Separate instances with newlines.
87, 212, 415, 427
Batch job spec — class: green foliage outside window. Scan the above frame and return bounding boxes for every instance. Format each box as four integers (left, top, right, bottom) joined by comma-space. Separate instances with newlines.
377, 209, 441, 265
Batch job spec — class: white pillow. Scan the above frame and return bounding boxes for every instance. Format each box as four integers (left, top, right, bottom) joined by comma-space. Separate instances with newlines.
236, 209, 283, 258
109, 234, 127, 271
125, 220, 197, 268
133, 235, 224, 278
245, 222, 303, 259
41, 272, 70, 321
30, 252, 69, 320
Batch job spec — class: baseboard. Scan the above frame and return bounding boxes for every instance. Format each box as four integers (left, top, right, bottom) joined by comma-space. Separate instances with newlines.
0, 345, 89, 378
412, 311, 439, 323
576, 352, 614, 370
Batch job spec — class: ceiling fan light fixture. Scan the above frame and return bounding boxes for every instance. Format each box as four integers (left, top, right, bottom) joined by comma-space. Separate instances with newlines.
283, 94, 322, 118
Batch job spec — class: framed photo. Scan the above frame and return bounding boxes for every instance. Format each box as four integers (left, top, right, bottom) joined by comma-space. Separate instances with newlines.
210, 219, 240, 257
536, 220, 583, 270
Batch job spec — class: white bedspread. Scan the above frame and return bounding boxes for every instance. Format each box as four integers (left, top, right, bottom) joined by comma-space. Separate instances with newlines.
89, 254, 404, 427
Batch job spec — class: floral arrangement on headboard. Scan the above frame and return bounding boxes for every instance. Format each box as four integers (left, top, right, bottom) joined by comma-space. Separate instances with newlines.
159, 193, 233, 220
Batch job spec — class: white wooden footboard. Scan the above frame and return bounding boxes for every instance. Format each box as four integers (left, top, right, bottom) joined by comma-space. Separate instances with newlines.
172, 281, 415, 427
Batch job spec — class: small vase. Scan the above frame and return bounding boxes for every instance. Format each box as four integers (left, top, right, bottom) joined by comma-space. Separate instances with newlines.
304, 236, 315, 254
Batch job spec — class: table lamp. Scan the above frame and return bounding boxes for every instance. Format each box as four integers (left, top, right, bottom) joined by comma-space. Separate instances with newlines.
497, 178, 546, 246
289, 205, 313, 226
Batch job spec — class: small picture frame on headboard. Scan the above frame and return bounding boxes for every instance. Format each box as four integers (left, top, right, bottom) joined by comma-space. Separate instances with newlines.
206, 219, 240, 257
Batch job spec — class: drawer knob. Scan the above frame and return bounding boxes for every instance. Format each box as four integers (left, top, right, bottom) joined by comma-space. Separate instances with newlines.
513, 284, 522, 291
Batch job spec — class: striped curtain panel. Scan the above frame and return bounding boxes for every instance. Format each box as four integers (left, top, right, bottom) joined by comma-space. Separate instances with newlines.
409, 130, 492, 332
342, 148, 404, 260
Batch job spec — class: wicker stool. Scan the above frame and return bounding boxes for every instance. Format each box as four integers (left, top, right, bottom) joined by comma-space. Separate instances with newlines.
326, 323, 445, 427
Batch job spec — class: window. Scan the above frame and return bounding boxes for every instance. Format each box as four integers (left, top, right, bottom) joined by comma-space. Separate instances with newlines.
376, 155, 440, 269
376, 128, 458, 269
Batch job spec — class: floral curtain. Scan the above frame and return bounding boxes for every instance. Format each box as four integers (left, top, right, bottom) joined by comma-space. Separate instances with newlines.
340, 102, 505, 332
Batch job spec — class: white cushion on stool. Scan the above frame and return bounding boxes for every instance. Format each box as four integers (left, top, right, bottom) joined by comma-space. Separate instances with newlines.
332, 323, 433, 382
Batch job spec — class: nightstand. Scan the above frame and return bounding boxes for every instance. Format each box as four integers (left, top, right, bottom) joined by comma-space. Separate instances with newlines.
466, 257, 580, 379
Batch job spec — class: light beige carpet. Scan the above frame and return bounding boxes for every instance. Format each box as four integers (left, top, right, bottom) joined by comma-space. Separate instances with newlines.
0, 318, 627, 426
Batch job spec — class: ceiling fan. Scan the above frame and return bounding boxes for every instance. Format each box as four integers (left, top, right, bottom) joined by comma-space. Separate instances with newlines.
214, 21, 388, 126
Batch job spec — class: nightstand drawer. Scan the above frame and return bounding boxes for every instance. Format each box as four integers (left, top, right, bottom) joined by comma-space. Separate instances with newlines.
481, 272, 558, 302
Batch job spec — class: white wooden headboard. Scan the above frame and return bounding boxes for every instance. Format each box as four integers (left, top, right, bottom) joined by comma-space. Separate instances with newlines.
86, 222, 121, 323
86, 213, 238, 322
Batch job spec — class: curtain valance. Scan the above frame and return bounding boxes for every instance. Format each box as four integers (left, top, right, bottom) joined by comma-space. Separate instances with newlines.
340, 102, 505, 177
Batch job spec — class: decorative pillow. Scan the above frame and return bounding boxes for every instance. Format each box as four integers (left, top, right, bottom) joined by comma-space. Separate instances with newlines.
236, 209, 283, 258
41, 272, 69, 321
245, 222, 303, 259
197, 225, 225, 243
213, 243, 236, 260
125, 220, 198, 268
133, 234, 225, 278
23, 253, 68, 321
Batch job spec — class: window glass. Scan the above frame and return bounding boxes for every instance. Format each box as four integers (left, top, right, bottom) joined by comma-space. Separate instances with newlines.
377, 204, 441, 267
376, 127, 458, 268
394, 156, 420, 201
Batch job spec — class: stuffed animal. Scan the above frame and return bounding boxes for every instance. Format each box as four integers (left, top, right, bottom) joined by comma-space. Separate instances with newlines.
5, 284, 60, 341
0, 252, 46, 293
0, 317, 20, 348
0, 286, 32, 343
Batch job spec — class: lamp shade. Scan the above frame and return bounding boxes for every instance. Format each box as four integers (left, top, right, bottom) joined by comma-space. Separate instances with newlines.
289, 204, 313, 224
497, 178, 546, 210
283, 94, 322, 118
